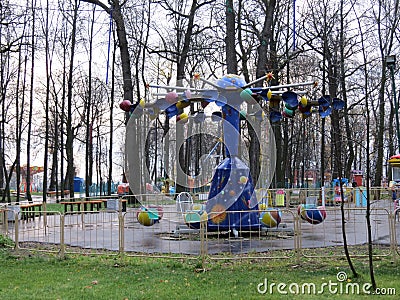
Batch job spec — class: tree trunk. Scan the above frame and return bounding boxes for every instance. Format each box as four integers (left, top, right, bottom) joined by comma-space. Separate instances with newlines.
43, 0, 51, 203
108, 37, 117, 196
82, 0, 138, 198
26, 0, 37, 203
65, 0, 79, 197
174, 0, 199, 195
225, 0, 237, 74
85, 7, 96, 197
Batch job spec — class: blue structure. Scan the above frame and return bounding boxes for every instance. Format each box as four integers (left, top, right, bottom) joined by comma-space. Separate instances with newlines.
170, 75, 262, 231
205, 156, 260, 231
73, 177, 85, 193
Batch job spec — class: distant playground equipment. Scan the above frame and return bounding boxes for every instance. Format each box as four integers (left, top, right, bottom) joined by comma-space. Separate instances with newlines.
19, 165, 44, 193
332, 178, 349, 203
117, 182, 130, 196
389, 154, 400, 220
389, 154, 400, 184
122, 73, 344, 233
350, 170, 363, 187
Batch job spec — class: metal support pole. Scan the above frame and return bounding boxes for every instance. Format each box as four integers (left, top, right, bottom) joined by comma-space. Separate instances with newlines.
60, 214, 65, 258
14, 212, 19, 250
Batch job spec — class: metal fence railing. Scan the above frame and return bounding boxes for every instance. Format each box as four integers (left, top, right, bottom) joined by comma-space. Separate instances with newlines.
1, 192, 399, 263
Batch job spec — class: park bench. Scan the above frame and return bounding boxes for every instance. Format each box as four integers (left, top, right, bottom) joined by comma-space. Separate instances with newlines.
46, 190, 70, 197
19, 202, 43, 220
60, 200, 104, 213
60, 198, 127, 213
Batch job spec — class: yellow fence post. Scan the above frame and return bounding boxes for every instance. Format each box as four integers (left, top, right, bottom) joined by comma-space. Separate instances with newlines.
200, 219, 207, 268
294, 212, 301, 264
60, 214, 65, 258
14, 211, 19, 250
389, 210, 398, 261
119, 208, 124, 254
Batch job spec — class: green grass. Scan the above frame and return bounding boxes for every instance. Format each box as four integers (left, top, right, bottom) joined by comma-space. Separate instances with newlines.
44, 203, 64, 213
0, 246, 399, 300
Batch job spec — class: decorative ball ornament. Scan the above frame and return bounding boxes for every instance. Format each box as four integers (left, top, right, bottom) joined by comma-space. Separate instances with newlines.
165, 91, 178, 104
210, 203, 227, 224
297, 204, 326, 225
239, 176, 248, 184
300, 95, 308, 107
267, 89, 273, 100
240, 88, 254, 102
184, 89, 192, 99
137, 211, 155, 226
119, 100, 132, 112
176, 100, 190, 110
176, 112, 189, 123
139, 98, 146, 108
260, 208, 282, 228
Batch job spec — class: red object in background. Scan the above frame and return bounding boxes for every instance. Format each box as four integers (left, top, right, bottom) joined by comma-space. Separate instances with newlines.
353, 174, 363, 187
117, 183, 129, 195
351, 170, 363, 186
119, 100, 132, 112
389, 154, 400, 166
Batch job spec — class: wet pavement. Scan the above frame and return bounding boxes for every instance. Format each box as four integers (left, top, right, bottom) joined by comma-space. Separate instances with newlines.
1, 198, 399, 255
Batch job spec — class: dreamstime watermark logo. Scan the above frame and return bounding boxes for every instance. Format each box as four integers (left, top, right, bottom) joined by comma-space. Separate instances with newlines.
257, 271, 396, 296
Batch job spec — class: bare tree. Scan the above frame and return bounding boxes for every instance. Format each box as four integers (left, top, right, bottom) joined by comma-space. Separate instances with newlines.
372, 0, 400, 186
25, 0, 38, 203
64, 0, 80, 197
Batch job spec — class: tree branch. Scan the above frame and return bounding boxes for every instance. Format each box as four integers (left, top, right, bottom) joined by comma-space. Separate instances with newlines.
80, 0, 110, 13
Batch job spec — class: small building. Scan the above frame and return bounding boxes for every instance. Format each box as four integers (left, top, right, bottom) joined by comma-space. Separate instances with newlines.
350, 170, 363, 187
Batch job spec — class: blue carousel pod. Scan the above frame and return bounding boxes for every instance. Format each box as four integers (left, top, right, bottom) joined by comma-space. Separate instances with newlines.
318, 95, 331, 108
165, 104, 179, 119
319, 105, 332, 118
282, 91, 299, 108
240, 88, 254, 102
283, 102, 297, 118
332, 98, 345, 110
269, 110, 282, 123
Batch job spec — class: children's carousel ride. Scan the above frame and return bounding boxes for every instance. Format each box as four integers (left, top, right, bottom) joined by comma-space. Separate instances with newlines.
121, 73, 342, 232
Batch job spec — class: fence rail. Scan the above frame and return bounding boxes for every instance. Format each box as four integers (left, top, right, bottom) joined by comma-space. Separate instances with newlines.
1, 194, 399, 263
